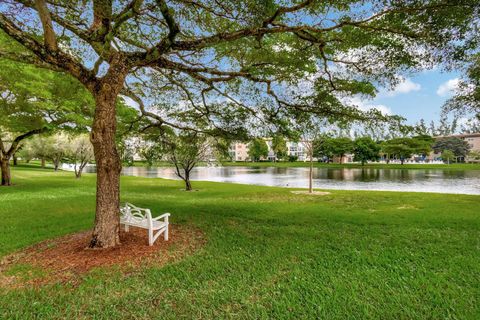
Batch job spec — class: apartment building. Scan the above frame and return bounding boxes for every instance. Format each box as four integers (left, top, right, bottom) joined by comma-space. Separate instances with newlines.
229, 139, 314, 162
228, 142, 250, 161
433, 133, 480, 162
454, 133, 480, 152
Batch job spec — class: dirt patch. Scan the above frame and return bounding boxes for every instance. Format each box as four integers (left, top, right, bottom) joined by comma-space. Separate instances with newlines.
396, 204, 419, 210
0, 224, 204, 288
290, 190, 331, 196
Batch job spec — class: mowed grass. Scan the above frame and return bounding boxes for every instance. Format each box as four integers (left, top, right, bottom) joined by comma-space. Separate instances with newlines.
0, 165, 479, 319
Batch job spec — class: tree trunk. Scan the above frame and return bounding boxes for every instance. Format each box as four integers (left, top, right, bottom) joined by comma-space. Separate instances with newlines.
184, 170, 192, 191
88, 68, 126, 249
308, 154, 313, 193
1, 157, 11, 186
53, 159, 60, 171
13, 155, 18, 166
41, 158, 46, 168
75, 162, 87, 179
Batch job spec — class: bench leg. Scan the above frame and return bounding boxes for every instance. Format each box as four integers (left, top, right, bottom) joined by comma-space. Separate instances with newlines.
125, 224, 129, 232
148, 228, 153, 246
164, 225, 169, 241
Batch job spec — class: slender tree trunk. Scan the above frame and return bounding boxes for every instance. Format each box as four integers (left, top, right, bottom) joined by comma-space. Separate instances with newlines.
1, 157, 11, 186
53, 158, 60, 171
184, 169, 193, 191
13, 155, 18, 166
75, 162, 86, 179
88, 66, 126, 249
41, 158, 46, 168
309, 152, 313, 193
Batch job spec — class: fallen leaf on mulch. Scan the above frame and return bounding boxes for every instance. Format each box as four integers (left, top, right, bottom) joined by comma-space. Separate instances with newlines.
0, 224, 205, 288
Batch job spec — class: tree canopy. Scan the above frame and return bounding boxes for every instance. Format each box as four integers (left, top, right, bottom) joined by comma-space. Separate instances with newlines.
380, 137, 432, 164
353, 137, 380, 165
433, 137, 471, 158
314, 136, 353, 162
248, 138, 269, 162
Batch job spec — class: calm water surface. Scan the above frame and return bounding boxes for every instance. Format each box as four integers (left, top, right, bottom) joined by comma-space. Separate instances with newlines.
85, 166, 480, 195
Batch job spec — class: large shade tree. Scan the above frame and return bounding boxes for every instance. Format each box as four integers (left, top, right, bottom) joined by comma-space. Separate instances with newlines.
0, 1, 477, 248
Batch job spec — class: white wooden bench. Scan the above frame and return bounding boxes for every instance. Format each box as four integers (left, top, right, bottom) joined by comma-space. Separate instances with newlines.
120, 203, 170, 246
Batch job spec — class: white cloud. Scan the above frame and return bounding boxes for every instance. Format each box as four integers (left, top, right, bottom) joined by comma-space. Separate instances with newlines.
346, 96, 392, 116
384, 78, 421, 97
436, 78, 460, 97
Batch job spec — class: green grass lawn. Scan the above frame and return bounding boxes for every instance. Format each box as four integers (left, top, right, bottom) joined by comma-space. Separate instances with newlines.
1, 165, 479, 319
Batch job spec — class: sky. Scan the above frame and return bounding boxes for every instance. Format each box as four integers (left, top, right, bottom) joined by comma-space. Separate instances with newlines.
359, 69, 461, 125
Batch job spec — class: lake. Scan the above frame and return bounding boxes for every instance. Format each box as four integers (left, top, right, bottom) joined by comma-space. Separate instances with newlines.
83, 166, 480, 195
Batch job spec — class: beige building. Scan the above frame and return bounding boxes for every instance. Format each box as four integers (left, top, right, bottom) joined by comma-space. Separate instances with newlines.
455, 133, 480, 152
434, 133, 480, 152
229, 139, 315, 162
228, 142, 250, 161
445, 133, 480, 162
428, 133, 480, 162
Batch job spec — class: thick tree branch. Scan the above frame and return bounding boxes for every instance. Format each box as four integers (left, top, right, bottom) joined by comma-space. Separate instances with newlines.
0, 127, 49, 158
91, 0, 112, 36
263, 0, 314, 27
0, 14, 94, 86
34, 0, 57, 51
156, 0, 179, 42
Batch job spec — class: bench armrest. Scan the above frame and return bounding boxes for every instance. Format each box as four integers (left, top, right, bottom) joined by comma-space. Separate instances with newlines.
152, 213, 170, 221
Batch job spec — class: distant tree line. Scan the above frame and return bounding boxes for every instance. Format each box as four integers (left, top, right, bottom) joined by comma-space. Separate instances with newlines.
243, 134, 472, 165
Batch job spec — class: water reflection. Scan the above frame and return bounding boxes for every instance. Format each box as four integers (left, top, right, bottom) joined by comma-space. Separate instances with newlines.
83, 166, 480, 195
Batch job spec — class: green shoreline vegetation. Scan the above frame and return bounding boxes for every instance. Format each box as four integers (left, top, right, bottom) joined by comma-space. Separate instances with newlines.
128, 160, 480, 171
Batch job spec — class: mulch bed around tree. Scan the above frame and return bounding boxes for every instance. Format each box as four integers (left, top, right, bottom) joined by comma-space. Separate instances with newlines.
0, 224, 205, 288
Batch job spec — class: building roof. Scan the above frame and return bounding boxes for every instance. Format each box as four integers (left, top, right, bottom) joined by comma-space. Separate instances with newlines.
435, 133, 480, 139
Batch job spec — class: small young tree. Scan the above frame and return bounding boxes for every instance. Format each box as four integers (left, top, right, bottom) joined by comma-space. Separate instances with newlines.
271, 135, 288, 161
43, 133, 69, 171
353, 137, 380, 165
16, 142, 35, 163
295, 119, 324, 193
248, 139, 269, 162
66, 134, 94, 178
163, 132, 211, 191
441, 149, 455, 164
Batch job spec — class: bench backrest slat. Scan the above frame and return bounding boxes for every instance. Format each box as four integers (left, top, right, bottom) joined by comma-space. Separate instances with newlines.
121, 203, 152, 225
